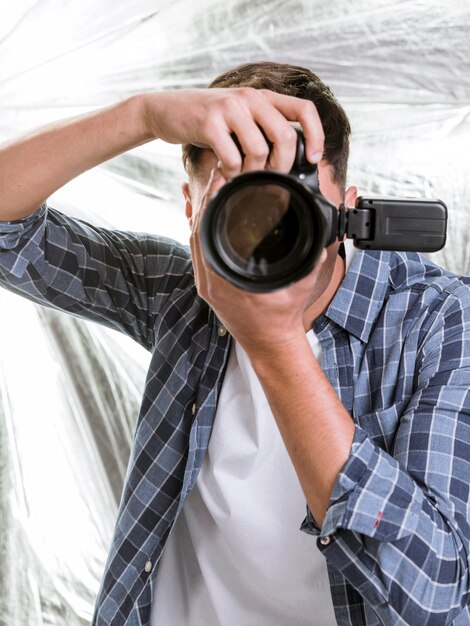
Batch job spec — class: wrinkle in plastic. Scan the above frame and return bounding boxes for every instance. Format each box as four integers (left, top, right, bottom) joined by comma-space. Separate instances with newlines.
0, 0, 469, 623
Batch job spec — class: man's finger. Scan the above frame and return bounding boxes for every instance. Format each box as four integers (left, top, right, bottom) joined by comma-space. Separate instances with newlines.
261, 90, 325, 164
203, 167, 227, 201
225, 116, 272, 173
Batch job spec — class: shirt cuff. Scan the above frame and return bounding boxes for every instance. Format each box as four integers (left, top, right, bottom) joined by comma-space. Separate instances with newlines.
300, 425, 423, 542
0, 204, 48, 277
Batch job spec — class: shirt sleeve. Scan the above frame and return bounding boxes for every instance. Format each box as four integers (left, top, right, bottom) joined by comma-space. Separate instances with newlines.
301, 284, 470, 625
0, 204, 193, 351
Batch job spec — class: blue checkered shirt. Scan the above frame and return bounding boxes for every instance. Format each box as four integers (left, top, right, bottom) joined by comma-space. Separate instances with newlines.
1, 204, 470, 626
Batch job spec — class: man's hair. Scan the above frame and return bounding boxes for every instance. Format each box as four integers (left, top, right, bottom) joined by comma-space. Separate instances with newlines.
182, 61, 351, 191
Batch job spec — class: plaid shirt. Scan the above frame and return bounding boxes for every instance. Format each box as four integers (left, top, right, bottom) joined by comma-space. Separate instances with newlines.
1, 204, 470, 626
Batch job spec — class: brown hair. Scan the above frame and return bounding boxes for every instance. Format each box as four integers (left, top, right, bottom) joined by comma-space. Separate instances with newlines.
182, 61, 351, 191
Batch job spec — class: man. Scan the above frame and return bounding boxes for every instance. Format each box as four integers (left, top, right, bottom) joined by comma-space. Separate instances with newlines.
0, 62, 469, 625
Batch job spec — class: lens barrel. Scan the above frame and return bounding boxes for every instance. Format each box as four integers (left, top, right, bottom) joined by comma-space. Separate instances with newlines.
201, 170, 331, 292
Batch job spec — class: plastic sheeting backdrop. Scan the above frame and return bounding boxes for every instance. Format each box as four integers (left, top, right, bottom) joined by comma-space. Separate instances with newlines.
0, 0, 469, 623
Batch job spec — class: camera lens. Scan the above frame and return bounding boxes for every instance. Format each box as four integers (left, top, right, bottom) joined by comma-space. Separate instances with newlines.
214, 183, 312, 280
201, 171, 330, 292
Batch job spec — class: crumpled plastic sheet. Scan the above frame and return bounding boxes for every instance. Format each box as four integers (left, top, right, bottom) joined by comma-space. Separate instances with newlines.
0, 0, 469, 623
0, 292, 150, 625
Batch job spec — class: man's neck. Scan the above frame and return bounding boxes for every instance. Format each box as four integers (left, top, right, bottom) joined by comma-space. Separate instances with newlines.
302, 254, 345, 332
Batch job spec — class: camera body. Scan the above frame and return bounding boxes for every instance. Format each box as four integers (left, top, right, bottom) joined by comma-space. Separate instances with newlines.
201, 129, 447, 293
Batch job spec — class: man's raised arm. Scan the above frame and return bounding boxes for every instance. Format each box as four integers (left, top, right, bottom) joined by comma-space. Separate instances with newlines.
0, 88, 325, 221
0, 96, 152, 221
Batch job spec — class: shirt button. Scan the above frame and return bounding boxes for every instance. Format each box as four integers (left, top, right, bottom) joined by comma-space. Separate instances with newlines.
144, 560, 153, 573
218, 325, 228, 337
320, 535, 332, 546
191, 402, 197, 416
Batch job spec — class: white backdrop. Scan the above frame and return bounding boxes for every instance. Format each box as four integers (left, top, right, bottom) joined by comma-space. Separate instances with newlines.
0, 1, 469, 623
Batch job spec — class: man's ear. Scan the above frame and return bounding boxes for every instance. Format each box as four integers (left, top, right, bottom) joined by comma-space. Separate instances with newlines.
182, 182, 193, 228
344, 185, 358, 209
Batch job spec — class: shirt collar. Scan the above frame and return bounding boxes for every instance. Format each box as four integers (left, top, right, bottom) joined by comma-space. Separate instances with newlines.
319, 249, 392, 343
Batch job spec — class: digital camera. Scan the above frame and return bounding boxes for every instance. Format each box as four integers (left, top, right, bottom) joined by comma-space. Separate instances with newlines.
201, 129, 447, 292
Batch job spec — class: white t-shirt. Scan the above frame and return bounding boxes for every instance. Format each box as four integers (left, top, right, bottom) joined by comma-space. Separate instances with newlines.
151, 242, 356, 625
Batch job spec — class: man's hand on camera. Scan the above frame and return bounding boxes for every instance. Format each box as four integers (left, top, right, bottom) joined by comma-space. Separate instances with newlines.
143, 88, 324, 179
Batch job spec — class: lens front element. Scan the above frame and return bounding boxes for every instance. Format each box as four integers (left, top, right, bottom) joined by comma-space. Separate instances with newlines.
217, 183, 311, 279
201, 172, 328, 292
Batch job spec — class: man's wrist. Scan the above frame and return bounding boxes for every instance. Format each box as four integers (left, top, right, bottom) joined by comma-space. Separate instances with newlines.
125, 93, 155, 143
139, 91, 174, 142
245, 329, 315, 375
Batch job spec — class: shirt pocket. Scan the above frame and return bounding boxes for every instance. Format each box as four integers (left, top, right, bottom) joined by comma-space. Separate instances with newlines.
354, 401, 405, 453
